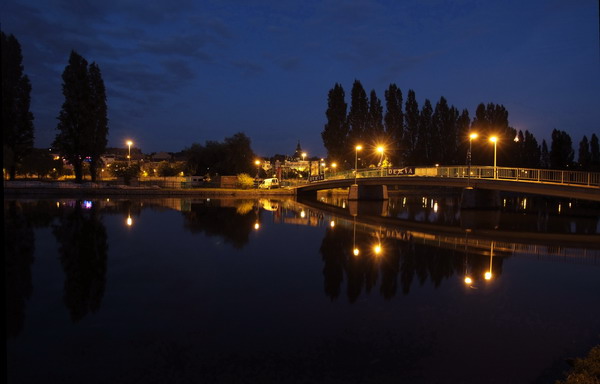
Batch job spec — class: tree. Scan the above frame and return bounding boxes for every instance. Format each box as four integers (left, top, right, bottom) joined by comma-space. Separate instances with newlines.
416, 99, 433, 164
322, 83, 349, 164
2, 32, 35, 180
348, 80, 369, 150
577, 136, 591, 170
86, 63, 108, 182
19, 148, 63, 179
183, 132, 256, 177
455, 109, 471, 165
403, 89, 419, 164
471, 103, 513, 166
366, 89, 384, 144
590, 134, 599, 171
384, 84, 403, 166
53, 50, 108, 183
540, 140, 550, 168
522, 130, 541, 168
550, 129, 574, 169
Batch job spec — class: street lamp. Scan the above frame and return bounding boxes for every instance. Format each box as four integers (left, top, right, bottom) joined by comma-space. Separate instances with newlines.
126, 140, 133, 166
354, 145, 362, 185
489, 136, 498, 179
331, 162, 337, 176
255, 159, 261, 178
468, 133, 478, 186
377, 145, 384, 176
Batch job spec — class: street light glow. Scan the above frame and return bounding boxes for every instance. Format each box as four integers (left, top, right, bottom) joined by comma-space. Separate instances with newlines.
469, 133, 478, 140
490, 136, 498, 179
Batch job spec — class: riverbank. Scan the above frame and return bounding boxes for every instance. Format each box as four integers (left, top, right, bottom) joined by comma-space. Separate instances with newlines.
3, 180, 297, 197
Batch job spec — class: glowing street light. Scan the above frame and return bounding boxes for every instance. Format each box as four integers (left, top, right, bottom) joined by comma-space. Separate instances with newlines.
489, 136, 498, 179
354, 145, 362, 185
468, 133, 478, 186
255, 159, 261, 178
331, 162, 337, 176
126, 140, 133, 166
377, 145, 385, 176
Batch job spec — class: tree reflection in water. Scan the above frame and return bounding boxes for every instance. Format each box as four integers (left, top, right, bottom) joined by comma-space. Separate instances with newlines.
181, 199, 257, 249
319, 221, 505, 302
5, 201, 35, 338
53, 200, 108, 323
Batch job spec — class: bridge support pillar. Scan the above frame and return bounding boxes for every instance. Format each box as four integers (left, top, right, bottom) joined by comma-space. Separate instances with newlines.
348, 184, 389, 201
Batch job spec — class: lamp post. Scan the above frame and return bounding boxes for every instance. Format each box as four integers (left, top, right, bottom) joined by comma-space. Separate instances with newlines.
331, 162, 337, 176
377, 145, 384, 176
126, 140, 133, 166
255, 159, 261, 178
489, 136, 498, 179
354, 145, 362, 185
468, 133, 478, 186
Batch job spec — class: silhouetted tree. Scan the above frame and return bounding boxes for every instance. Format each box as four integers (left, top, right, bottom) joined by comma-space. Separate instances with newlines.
86, 63, 108, 181
322, 83, 349, 164
183, 132, 255, 177
2, 32, 35, 180
348, 80, 369, 151
522, 130, 541, 168
455, 109, 471, 165
590, 134, 599, 171
540, 140, 550, 168
550, 129, 574, 169
19, 148, 63, 179
366, 89, 385, 144
53, 51, 108, 183
471, 103, 513, 165
403, 90, 419, 164
415, 99, 433, 164
384, 84, 404, 166
577, 136, 591, 170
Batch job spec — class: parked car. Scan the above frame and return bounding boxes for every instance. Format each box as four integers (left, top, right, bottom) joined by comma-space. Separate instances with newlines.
258, 178, 280, 189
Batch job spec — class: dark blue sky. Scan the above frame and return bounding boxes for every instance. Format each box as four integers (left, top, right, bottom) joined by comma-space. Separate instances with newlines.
2, 0, 599, 158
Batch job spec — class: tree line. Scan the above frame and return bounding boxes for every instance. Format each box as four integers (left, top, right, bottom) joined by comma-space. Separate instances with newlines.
2, 31, 260, 181
3, 31, 109, 182
322, 80, 599, 171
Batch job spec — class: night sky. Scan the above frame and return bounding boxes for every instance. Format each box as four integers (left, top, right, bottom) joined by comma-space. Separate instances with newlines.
2, 0, 599, 158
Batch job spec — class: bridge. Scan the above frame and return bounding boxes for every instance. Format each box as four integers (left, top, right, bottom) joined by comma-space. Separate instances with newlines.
293, 165, 600, 202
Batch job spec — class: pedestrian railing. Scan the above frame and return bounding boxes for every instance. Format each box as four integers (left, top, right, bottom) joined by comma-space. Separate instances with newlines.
300, 165, 600, 188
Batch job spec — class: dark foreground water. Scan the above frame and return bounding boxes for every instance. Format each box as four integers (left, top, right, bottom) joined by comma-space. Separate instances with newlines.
5, 190, 600, 384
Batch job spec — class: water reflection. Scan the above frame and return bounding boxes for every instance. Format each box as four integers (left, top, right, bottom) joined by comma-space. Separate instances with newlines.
53, 200, 108, 322
5, 201, 35, 338
4, 195, 599, 334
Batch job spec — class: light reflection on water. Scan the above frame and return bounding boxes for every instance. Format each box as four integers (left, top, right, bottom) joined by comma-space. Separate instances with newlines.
5, 193, 600, 384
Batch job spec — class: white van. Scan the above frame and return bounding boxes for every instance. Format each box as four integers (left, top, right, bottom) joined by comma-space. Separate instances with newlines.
258, 178, 280, 189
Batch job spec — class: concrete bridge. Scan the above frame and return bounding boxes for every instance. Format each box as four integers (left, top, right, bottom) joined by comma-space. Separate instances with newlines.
293, 165, 600, 202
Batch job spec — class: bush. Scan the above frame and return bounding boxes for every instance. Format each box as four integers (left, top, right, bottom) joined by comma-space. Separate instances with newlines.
556, 345, 600, 384
236, 173, 255, 189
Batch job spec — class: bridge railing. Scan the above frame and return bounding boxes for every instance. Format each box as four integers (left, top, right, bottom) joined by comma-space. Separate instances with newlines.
303, 166, 600, 188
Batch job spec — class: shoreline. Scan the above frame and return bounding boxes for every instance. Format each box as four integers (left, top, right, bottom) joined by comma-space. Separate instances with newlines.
3, 180, 298, 197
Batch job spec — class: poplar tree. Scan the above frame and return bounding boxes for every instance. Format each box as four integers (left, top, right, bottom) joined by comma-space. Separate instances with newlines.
366, 89, 384, 143
348, 80, 369, 149
53, 51, 108, 183
590, 134, 599, 170
550, 129, 574, 169
322, 83, 349, 164
577, 136, 591, 170
416, 99, 433, 164
403, 89, 419, 164
384, 84, 403, 166
2, 31, 34, 180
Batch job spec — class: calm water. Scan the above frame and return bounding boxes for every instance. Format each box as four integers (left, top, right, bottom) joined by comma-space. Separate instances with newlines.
5, 190, 600, 384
